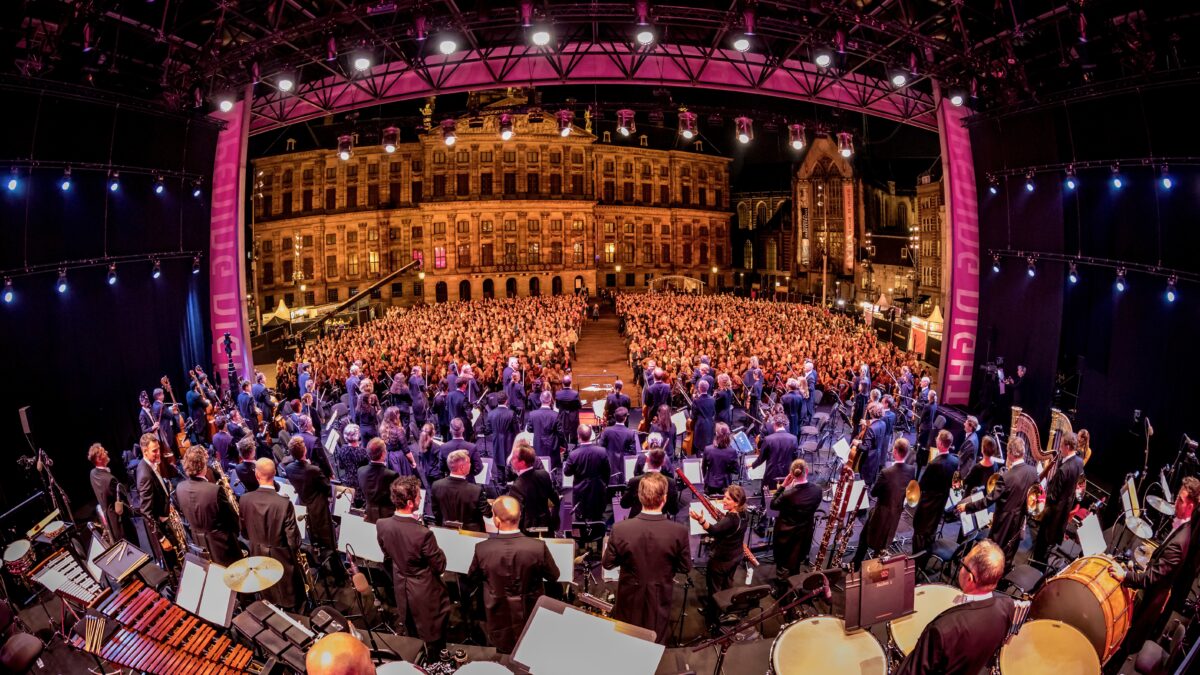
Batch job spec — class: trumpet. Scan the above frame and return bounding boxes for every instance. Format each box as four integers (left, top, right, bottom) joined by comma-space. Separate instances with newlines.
904, 479, 921, 508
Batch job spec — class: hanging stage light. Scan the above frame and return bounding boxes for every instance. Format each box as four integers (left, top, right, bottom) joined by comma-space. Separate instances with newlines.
277, 74, 295, 92
192, 257, 201, 275
949, 90, 965, 107
1068, 262, 1079, 284
56, 269, 68, 293
991, 254, 1000, 273
353, 54, 372, 72
987, 174, 998, 195
788, 123, 806, 151
732, 34, 751, 52
109, 171, 120, 192
437, 35, 458, 55
1115, 268, 1127, 292
61, 167, 72, 192
6, 168, 16, 191
1160, 164, 1172, 190
1024, 171, 1034, 192
530, 26, 552, 47
217, 95, 234, 113
890, 72, 908, 88
837, 132, 853, 157
107, 264, 118, 286
1065, 166, 1077, 191
499, 114, 515, 141
636, 28, 655, 46
734, 116, 753, 144
1111, 164, 1122, 189
382, 126, 400, 153
616, 109, 636, 136
814, 51, 832, 68
338, 134, 353, 160
1026, 257, 1036, 278
557, 109, 574, 137
677, 108, 697, 139
192, 178, 202, 197
152, 260, 162, 279
441, 119, 457, 146
154, 175, 165, 195
2, 278, 12, 304
1166, 276, 1178, 303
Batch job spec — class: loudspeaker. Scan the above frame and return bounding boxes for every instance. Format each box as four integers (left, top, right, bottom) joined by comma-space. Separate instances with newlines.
19, 406, 31, 435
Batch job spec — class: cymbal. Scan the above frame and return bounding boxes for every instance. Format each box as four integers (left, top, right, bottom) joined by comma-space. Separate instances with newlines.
223, 555, 285, 593
1146, 495, 1176, 516
1125, 516, 1154, 540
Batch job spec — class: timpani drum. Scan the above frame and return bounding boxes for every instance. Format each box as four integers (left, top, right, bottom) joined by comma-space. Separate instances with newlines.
2, 540, 34, 576
887, 584, 961, 656
999, 620, 1100, 675
375, 662, 427, 674
770, 617, 887, 675
1028, 555, 1131, 663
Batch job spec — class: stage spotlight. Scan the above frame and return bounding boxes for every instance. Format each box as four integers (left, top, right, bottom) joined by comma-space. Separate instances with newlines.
277, 74, 295, 92
154, 176, 165, 195
1026, 257, 1036, 277
382, 126, 400, 153
1024, 172, 1034, 192
530, 27, 552, 47
636, 29, 655, 46
338, 134, 353, 161
735, 116, 753, 144
152, 260, 162, 279
1111, 165, 1122, 189
217, 96, 234, 113
61, 168, 72, 192
814, 51, 832, 68
890, 72, 907, 88
1068, 262, 1079, 284
557, 109, 574, 137
107, 264, 118, 286
991, 254, 1000, 273
837, 132, 853, 158
616, 109, 636, 136
1115, 268, 1127, 292
1065, 166, 1077, 191
788, 123, 805, 151
1160, 165, 1172, 190
192, 178, 202, 197
733, 34, 751, 52
353, 54, 372, 72
987, 174, 998, 195
1166, 276, 1178, 303
949, 91, 965, 107
109, 171, 120, 192
192, 257, 201, 275
2, 278, 11, 303
441, 120, 457, 146
678, 109, 697, 139
437, 35, 458, 55
56, 269, 68, 294
499, 114, 514, 141
6, 168, 16, 191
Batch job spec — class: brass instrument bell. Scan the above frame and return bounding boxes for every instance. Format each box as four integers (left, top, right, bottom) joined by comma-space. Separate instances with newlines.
1026, 483, 1047, 518
951, 471, 963, 491
904, 480, 921, 508
985, 471, 1003, 500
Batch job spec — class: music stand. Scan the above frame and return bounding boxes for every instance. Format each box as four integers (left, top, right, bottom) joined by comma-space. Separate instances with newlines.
844, 555, 917, 631
509, 596, 662, 675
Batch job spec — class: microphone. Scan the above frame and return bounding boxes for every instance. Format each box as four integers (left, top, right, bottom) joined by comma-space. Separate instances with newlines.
821, 573, 832, 600
346, 544, 371, 595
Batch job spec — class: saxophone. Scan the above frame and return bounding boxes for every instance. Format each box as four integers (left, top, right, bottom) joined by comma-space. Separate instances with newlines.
296, 549, 313, 598
209, 459, 240, 517
163, 501, 189, 556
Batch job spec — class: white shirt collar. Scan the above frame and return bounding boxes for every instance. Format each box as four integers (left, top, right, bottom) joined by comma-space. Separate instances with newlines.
498, 528, 521, 534
1010, 459, 1025, 467
394, 512, 418, 520
641, 509, 663, 516
1173, 516, 1191, 532
257, 484, 275, 491
956, 591, 993, 605
449, 474, 467, 480
95, 465, 111, 472
518, 466, 533, 476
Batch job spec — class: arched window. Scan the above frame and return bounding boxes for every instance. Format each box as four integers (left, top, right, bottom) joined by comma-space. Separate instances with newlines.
482, 279, 495, 299
743, 241, 754, 269
552, 276, 563, 295
505, 277, 518, 298
435, 281, 448, 303
458, 280, 471, 301
755, 201, 769, 227
766, 240, 777, 271
737, 202, 752, 230
529, 277, 541, 296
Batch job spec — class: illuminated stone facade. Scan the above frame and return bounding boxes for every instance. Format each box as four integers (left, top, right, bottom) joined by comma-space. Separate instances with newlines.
250, 110, 732, 311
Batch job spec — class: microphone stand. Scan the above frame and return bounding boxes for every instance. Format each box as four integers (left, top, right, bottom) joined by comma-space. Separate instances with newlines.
1139, 417, 1152, 493
344, 544, 383, 660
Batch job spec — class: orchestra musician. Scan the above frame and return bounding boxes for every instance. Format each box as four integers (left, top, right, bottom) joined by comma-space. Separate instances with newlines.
505, 440, 560, 535
916, 390, 939, 474
284, 437, 336, 551
376, 475, 451, 650
690, 379, 717, 453
485, 392, 517, 484
623, 446, 680, 518
701, 423, 740, 496
857, 403, 888, 488
645, 368, 672, 415
233, 437, 259, 493
802, 361, 818, 426
912, 430, 959, 571
770, 459, 823, 579
853, 439, 917, 569
893, 540, 1015, 675
1031, 432, 1084, 567
714, 373, 735, 426
605, 380, 632, 426
958, 437, 1037, 569
504, 368, 526, 426
648, 404, 678, 459
742, 357, 764, 410
240, 458, 304, 609
176, 446, 243, 566
555, 375, 582, 450
753, 415, 799, 496
781, 379, 804, 437
447, 378, 474, 443
603, 472, 693, 644
467, 496, 561, 653
408, 365, 429, 430
526, 391, 563, 471
852, 364, 871, 426
136, 433, 178, 561
958, 416, 981, 478
692, 485, 749, 616
599, 407, 638, 485
88, 443, 137, 545
359, 438, 400, 523
211, 415, 234, 468
430, 449, 492, 532
345, 364, 362, 417
437, 418, 483, 484
563, 425, 610, 522
296, 415, 333, 479
236, 379, 259, 434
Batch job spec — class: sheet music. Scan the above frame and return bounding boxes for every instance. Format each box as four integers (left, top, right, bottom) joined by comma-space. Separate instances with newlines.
671, 411, 688, 435
429, 526, 487, 574
562, 473, 574, 489
732, 431, 754, 455
743, 454, 766, 480
513, 600, 664, 674
1078, 513, 1107, 556
275, 478, 298, 504
324, 429, 340, 455
176, 558, 206, 613
960, 508, 992, 535
624, 456, 637, 480
682, 458, 704, 485
476, 457, 492, 485
543, 538, 576, 583
85, 534, 105, 583
198, 562, 236, 627
334, 487, 355, 517
337, 514, 384, 563
833, 439, 852, 462
846, 480, 870, 512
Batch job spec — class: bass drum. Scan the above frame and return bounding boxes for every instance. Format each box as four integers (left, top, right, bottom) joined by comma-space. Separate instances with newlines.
1028, 555, 1131, 664
770, 616, 887, 675
999, 620, 1099, 675
887, 584, 961, 656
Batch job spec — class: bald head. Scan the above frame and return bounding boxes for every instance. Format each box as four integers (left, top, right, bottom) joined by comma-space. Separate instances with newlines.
254, 458, 276, 487
960, 539, 1005, 593
492, 495, 521, 529
305, 633, 375, 675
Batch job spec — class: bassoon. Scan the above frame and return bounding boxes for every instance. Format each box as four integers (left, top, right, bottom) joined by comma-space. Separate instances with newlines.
675, 468, 759, 567
816, 419, 867, 568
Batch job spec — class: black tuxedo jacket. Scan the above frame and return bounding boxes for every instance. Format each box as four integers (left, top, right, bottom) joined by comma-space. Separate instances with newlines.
862, 462, 917, 552
358, 462, 400, 523
376, 515, 451, 644
621, 470, 679, 518
969, 461, 1038, 560
176, 476, 243, 566
430, 476, 491, 532
285, 459, 334, 548
467, 532, 560, 653
770, 482, 823, 571
238, 487, 302, 608
894, 593, 1014, 675
506, 468, 560, 534
914, 452, 959, 537
601, 513, 692, 643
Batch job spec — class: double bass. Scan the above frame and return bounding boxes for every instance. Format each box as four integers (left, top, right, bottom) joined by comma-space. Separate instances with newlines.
159, 376, 192, 453
189, 368, 217, 439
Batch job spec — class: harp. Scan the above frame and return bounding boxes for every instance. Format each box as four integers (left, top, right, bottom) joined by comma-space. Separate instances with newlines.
1045, 408, 1075, 462
1010, 406, 1044, 463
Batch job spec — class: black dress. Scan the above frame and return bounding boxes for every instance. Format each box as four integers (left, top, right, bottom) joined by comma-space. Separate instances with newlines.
705, 510, 748, 597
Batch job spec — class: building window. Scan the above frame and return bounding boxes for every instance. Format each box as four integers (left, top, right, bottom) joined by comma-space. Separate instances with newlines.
433, 151, 445, 164
301, 234, 314, 247
411, 282, 422, 298
527, 151, 539, 163
411, 249, 424, 267
528, 242, 540, 265
457, 220, 470, 233
325, 167, 337, 182
328, 288, 339, 302
411, 181, 423, 203
389, 227, 400, 241
527, 173, 540, 193
551, 219, 563, 231
528, 219, 540, 232
433, 221, 446, 235
412, 226, 423, 240
434, 246, 447, 269
622, 242, 635, 263
281, 192, 292, 215
504, 242, 517, 264
503, 151, 516, 163
324, 187, 336, 209
346, 231, 358, 244
642, 223, 652, 235
641, 183, 652, 204
504, 173, 517, 195
368, 251, 380, 274
480, 173, 493, 195
661, 243, 671, 263
698, 225, 709, 237
263, 262, 274, 283
302, 190, 313, 211
412, 159, 423, 173
262, 240, 274, 254
623, 163, 633, 176
367, 228, 378, 242
550, 174, 562, 195
604, 221, 615, 234
265, 294, 275, 308
681, 185, 691, 205
603, 182, 614, 201
683, 244, 692, 265
390, 162, 401, 175
481, 151, 493, 163
604, 242, 616, 263
623, 183, 634, 202
504, 219, 516, 231
572, 152, 583, 164
367, 163, 379, 180
717, 244, 725, 265
604, 160, 614, 174
347, 165, 358, 179
660, 185, 670, 204
326, 255, 338, 276
643, 243, 654, 264
347, 253, 359, 276
457, 244, 471, 267
346, 185, 357, 206
743, 241, 754, 268
456, 173, 469, 195
623, 221, 634, 234
433, 175, 446, 197
571, 175, 583, 195
481, 220, 493, 234
699, 243, 709, 265
481, 243, 494, 266
456, 151, 469, 163
699, 187, 707, 206
550, 242, 563, 264
550, 152, 562, 164
325, 233, 336, 246
682, 224, 692, 237
302, 257, 314, 278
572, 219, 584, 231
573, 242, 584, 264
660, 166, 669, 177
386, 284, 398, 298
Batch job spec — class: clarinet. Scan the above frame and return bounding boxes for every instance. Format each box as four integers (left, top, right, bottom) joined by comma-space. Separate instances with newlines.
675, 468, 759, 567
